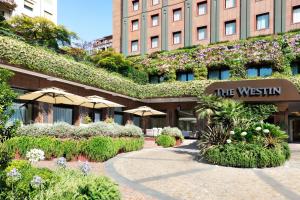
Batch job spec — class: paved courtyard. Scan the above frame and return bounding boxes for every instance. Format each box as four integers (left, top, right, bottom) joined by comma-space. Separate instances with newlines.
104, 141, 300, 200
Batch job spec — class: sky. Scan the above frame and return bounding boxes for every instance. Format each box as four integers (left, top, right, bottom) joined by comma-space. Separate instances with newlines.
58, 0, 112, 42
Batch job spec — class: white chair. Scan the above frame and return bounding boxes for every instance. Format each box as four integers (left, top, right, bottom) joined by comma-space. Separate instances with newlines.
146, 129, 154, 137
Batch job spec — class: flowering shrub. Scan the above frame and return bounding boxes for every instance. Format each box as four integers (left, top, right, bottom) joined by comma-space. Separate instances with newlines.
160, 127, 184, 141
17, 122, 143, 138
26, 149, 45, 164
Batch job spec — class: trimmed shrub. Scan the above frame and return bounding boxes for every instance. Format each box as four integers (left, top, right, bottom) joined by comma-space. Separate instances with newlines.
16, 122, 143, 139
38, 169, 121, 200
3, 136, 144, 162
155, 135, 176, 148
204, 142, 290, 168
3, 160, 55, 199
161, 127, 184, 141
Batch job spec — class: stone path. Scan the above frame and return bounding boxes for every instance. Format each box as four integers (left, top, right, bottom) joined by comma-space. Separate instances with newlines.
104, 140, 300, 200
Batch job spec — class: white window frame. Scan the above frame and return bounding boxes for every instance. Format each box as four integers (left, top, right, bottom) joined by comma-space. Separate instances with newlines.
198, 1, 207, 15
225, 20, 236, 35
151, 36, 159, 48
133, 0, 139, 11
132, 20, 139, 31
197, 26, 207, 40
131, 40, 138, 52
152, 14, 159, 26
256, 13, 269, 30
173, 9, 181, 22
293, 6, 300, 24
225, 0, 235, 9
152, 0, 159, 6
173, 32, 181, 44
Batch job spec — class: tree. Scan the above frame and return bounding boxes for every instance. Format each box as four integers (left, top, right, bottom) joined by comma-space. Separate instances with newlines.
0, 69, 18, 142
7, 16, 77, 50
61, 46, 88, 61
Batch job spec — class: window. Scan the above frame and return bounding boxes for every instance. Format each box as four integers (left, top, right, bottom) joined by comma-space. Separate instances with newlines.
53, 106, 73, 125
0, 11, 4, 16
149, 75, 164, 84
131, 40, 138, 52
247, 66, 272, 77
132, 20, 139, 31
151, 14, 159, 26
24, 0, 34, 11
133, 116, 141, 127
173, 31, 181, 44
197, 1, 207, 15
177, 72, 194, 82
225, 20, 236, 35
114, 108, 124, 125
152, 0, 159, 6
208, 69, 230, 80
151, 36, 159, 48
94, 111, 102, 122
293, 6, 300, 24
291, 63, 300, 75
133, 0, 139, 11
256, 13, 269, 30
225, 0, 235, 9
197, 26, 207, 40
173, 8, 181, 21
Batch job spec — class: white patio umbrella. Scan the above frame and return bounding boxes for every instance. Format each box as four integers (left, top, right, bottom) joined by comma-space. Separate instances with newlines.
80, 95, 124, 109
124, 106, 166, 134
18, 87, 86, 105
124, 106, 166, 117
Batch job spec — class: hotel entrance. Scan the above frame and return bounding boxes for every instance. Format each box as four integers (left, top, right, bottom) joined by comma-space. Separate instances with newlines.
289, 117, 300, 143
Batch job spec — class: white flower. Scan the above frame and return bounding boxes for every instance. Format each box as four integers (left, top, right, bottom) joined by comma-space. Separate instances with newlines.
230, 131, 235, 135
26, 149, 45, 163
255, 127, 262, 131
241, 132, 247, 136
263, 129, 270, 134
226, 139, 232, 144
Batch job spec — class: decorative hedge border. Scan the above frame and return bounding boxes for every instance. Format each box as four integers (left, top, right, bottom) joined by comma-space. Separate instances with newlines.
2, 33, 300, 99
3, 136, 144, 162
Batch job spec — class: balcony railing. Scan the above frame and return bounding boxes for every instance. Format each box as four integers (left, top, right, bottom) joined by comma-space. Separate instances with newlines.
0, 0, 17, 11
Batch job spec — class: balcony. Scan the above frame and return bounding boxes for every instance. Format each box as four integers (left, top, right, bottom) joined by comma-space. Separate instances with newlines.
0, 0, 17, 11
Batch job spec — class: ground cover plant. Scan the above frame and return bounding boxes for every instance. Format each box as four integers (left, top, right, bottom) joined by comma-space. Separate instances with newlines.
197, 95, 290, 168
3, 32, 300, 98
0, 152, 121, 200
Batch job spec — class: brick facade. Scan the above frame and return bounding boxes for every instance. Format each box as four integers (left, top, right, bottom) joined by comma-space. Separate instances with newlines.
113, 0, 300, 55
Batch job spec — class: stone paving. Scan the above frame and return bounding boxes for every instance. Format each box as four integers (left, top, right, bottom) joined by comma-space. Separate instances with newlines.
104, 140, 300, 200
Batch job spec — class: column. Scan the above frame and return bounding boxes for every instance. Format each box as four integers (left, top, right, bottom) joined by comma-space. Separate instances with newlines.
162, 0, 169, 51
210, 0, 220, 43
184, 0, 192, 47
141, 0, 148, 55
240, 0, 250, 39
121, 0, 129, 55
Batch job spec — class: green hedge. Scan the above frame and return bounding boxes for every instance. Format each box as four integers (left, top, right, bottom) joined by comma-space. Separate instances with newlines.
3, 136, 144, 162
155, 135, 176, 148
205, 142, 290, 168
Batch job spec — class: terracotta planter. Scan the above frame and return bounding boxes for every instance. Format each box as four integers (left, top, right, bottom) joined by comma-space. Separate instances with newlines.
77, 154, 89, 162
175, 139, 182, 146
14, 150, 21, 160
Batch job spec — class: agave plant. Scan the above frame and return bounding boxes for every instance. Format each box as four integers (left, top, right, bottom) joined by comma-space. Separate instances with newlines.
198, 124, 229, 157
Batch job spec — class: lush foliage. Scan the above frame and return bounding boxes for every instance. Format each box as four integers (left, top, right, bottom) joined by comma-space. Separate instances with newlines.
1, 160, 55, 199
61, 46, 88, 62
160, 127, 184, 141
205, 142, 290, 168
0, 69, 18, 142
89, 49, 148, 84
0, 160, 121, 200
37, 169, 121, 200
3, 136, 144, 162
17, 122, 144, 138
7, 16, 77, 51
155, 135, 176, 148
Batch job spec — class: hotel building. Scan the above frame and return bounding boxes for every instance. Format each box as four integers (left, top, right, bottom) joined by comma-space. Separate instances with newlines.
0, 0, 57, 23
113, 0, 300, 55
